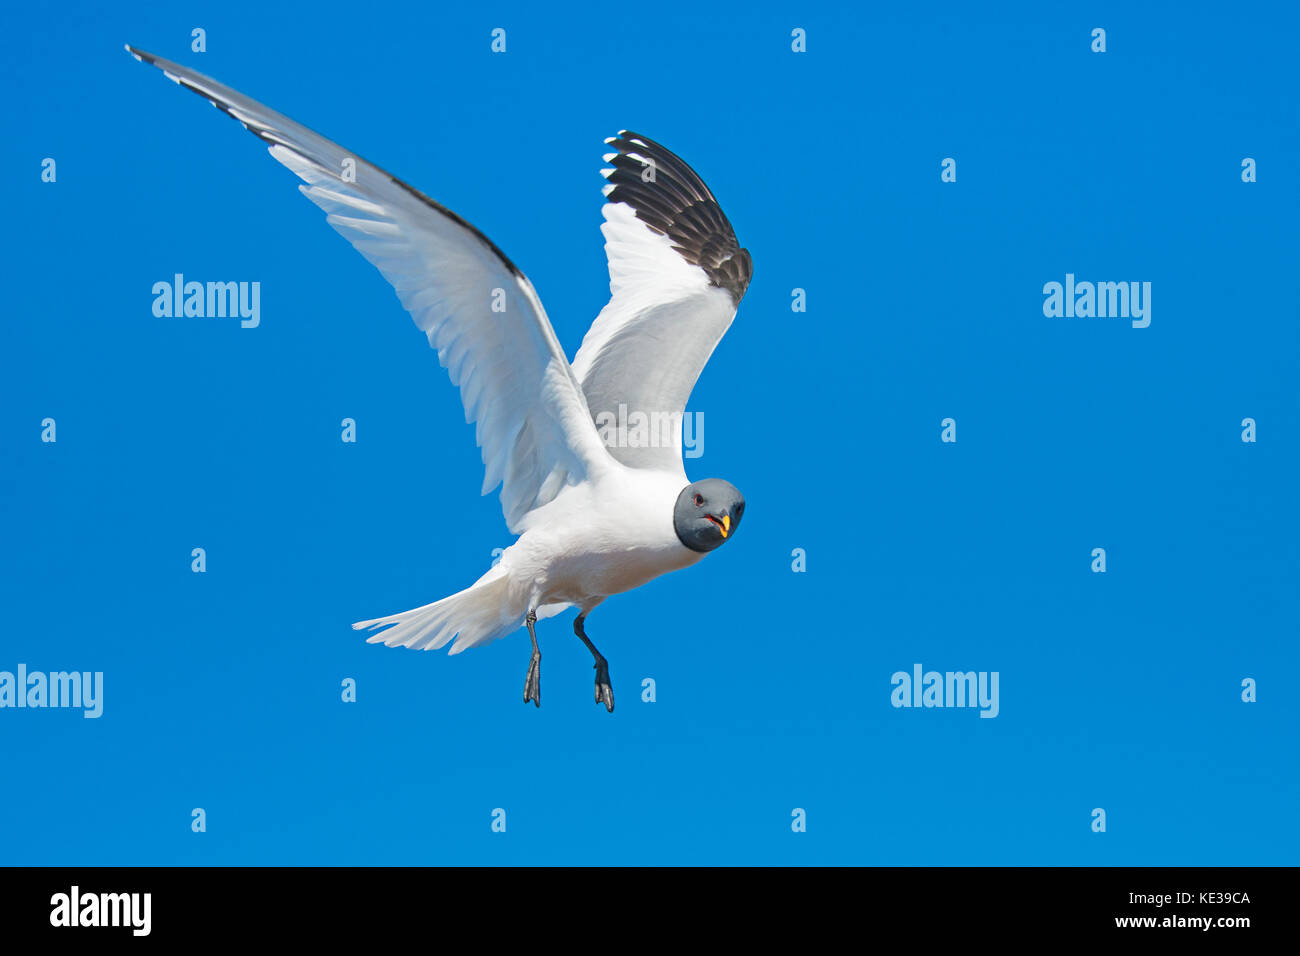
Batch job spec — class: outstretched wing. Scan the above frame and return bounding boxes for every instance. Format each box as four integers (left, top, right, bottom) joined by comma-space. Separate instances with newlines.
126, 46, 611, 532
570, 130, 752, 477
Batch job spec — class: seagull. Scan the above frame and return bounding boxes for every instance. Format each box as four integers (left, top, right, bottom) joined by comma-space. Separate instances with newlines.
127, 46, 752, 713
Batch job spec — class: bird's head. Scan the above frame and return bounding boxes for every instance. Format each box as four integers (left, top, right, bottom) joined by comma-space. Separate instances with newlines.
673, 479, 746, 553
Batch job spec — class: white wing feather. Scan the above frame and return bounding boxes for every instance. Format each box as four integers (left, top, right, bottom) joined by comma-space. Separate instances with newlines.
127, 46, 611, 532
571, 131, 751, 477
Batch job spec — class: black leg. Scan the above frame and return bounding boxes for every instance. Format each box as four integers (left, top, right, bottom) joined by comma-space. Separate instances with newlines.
522, 609, 541, 708
574, 614, 614, 713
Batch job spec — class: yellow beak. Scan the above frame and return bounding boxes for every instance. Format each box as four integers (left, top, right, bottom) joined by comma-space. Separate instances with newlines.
720, 514, 731, 537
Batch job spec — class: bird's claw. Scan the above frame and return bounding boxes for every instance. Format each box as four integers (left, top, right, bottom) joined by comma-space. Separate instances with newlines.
594, 659, 614, 713
523, 652, 541, 708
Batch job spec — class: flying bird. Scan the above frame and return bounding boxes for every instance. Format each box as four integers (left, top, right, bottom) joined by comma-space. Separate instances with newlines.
127, 46, 752, 713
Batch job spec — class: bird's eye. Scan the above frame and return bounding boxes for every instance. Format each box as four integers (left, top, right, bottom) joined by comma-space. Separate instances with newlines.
693, 494, 704, 507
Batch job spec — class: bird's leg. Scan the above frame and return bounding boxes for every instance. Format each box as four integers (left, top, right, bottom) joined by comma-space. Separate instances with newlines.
574, 614, 614, 713
522, 609, 541, 708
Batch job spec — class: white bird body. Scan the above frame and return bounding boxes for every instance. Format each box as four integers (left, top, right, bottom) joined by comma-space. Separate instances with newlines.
504, 464, 704, 612
357, 464, 703, 654
127, 45, 752, 708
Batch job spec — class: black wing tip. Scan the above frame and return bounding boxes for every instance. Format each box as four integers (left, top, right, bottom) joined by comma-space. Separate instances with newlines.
602, 130, 752, 303
124, 44, 156, 65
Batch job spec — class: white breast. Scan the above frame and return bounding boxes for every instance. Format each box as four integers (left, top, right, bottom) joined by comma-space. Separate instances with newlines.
499, 466, 702, 611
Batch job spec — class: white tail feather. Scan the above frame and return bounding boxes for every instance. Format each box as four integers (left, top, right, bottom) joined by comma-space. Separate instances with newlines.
353, 566, 521, 654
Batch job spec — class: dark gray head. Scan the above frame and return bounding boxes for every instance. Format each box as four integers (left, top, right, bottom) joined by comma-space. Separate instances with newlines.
673, 479, 746, 553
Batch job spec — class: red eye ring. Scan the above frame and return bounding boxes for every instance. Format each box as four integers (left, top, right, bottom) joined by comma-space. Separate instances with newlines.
693, 494, 704, 507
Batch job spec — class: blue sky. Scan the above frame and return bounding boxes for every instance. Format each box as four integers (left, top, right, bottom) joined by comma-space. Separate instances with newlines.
1, 0, 1296, 864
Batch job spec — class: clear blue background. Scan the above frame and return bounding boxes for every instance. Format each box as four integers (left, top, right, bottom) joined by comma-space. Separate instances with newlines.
1, 0, 1296, 865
